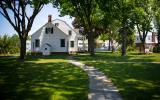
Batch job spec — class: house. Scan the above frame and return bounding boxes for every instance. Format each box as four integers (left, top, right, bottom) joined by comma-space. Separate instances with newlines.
31, 15, 84, 55
135, 32, 158, 52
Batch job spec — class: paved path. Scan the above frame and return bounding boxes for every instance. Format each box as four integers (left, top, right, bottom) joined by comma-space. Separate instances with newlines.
68, 57, 122, 100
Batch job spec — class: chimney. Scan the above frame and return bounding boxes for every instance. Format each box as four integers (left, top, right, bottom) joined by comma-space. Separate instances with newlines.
48, 15, 52, 23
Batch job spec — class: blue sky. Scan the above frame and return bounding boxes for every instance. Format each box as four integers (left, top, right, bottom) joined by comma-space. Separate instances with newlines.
0, 4, 74, 36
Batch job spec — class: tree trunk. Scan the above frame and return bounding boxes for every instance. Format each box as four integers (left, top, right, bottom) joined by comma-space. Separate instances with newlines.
121, 30, 127, 56
88, 31, 95, 56
142, 42, 146, 54
140, 39, 146, 54
108, 38, 111, 51
111, 38, 114, 52
158, 30, 160, 52
19, 38, 26, 60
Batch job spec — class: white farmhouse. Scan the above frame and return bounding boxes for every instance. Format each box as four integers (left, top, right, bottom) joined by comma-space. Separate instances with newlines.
31, 15, 84, 55
135, 32, 157, 52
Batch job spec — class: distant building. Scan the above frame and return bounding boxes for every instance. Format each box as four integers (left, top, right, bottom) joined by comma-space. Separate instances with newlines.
135, 32, 157, 52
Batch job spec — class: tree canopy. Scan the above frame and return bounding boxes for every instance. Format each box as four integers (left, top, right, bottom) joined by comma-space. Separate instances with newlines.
0, 0, 49, 59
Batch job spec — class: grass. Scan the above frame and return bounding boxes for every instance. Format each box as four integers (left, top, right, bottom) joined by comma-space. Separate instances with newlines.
0, 55, 88, 100
74, 52, 160, 100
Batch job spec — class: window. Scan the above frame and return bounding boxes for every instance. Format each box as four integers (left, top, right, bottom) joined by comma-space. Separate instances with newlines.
79, 43, 83, 45
70, 41, 74, 47
60, 39, 65, 47
148, 36, 151, 40
45, 27, 53, 34
68, 30, 72, 35
35, 39, 40, 47
78, 37, 83, 40
55, 23, 59, 26
136, 37, 139, 40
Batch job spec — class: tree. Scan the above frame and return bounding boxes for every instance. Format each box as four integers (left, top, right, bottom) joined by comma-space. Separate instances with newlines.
10, 34, 20, 53
57, 0, 100, 56
0, 34, 11, 54
99, 34, 108, 42
0, 34, 20, 54
153, 0, 160, 52
97, 0, 135, 56
132, 0, 153, 53
0, 0, 49, 60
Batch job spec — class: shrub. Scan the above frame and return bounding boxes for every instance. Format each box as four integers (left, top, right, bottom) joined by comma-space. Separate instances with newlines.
153, 44, 160, 53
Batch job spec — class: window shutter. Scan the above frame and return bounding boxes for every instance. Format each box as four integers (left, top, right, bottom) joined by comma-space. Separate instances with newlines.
45, 28, 48, 34
51, 27, 53, 34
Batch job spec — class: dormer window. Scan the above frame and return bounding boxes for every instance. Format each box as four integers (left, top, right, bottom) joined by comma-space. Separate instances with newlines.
68, 30, 72, 35
55, 23, 59, 26
45, 27, 53, 34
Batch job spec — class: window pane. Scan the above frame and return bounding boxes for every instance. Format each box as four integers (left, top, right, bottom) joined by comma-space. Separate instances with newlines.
35, 39, 40, 47
60, 39, 65, 47
70, 41, 74, 47
55, 23, 59, 26
69, 30, 72, 35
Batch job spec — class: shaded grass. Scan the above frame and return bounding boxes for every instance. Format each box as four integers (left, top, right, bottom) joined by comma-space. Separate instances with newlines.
0, 55, 88, 100
74, 52, 160, 100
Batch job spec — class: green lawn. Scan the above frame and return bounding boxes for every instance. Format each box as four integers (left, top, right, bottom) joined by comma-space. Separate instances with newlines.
74, 52, 160, 100
0, 55, 88, 100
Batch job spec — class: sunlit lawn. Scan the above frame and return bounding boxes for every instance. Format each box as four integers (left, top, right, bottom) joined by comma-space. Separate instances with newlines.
74, 52, 160, 100
0, 55, 88, 100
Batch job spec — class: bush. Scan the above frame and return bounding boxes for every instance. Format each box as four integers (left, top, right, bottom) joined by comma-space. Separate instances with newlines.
127, 45, 137, 52
153, 44, 160, 53
31, 52, 42, 56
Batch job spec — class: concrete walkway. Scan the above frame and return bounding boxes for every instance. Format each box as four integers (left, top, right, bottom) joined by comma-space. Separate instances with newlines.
68, 57, 122, 100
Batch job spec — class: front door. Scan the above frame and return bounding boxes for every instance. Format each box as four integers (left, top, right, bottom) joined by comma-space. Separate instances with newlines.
43, 47, 50, 55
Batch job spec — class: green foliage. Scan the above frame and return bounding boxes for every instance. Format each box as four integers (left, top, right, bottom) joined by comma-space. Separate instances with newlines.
99, 34, 108, 42
0, 34, 20, 54
0, 0, 51, 59
132, 0, 153, 40
153, 0, 160, 48
153, 44, 160, 53
127, 45, 137, 52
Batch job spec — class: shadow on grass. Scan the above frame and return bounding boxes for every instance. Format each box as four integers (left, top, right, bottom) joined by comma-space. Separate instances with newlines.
74, 52, 160, 100
85, 61, 160, 100
74, 52, 160, 63
0, 57, 88, 100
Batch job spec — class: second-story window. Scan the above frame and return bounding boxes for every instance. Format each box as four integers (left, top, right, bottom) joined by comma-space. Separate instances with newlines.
45, 27, 53, 34
68, 30, 72, 35
55, 23, 59, 26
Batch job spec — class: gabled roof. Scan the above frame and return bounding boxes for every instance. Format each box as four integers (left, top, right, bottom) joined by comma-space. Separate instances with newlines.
31, 22, 68, 37
52, 19, 80, 35
31, 23, 48, 37
31, 19, 81, 37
